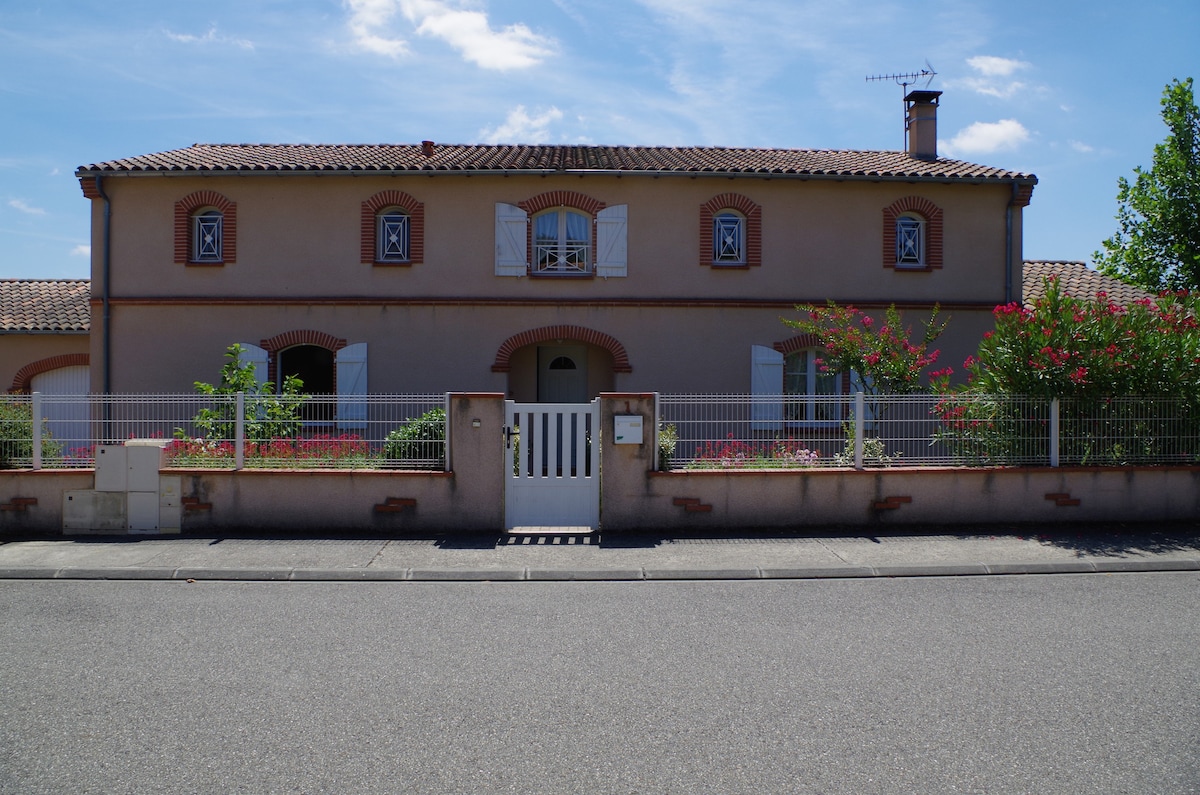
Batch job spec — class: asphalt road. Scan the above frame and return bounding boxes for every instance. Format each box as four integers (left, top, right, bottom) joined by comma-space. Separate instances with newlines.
2, 574, 1198, 794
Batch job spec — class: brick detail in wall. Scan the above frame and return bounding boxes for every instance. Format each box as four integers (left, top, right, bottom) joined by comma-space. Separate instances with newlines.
872, 495, 913, 511
375, 497, 417, 513
491, 325, 632, 373
1011, 184, 1035, 208
79, 178, 101, 199
882, 196, 942, 270
673, 497, 713, 513
182, 497, 212, 512
361, 190, 425, 265
1045, 492, 1081, 507
174, 190, 237, 265
10, 353, 89, 393
0, 497, 37, 512
699, 193, 762, 268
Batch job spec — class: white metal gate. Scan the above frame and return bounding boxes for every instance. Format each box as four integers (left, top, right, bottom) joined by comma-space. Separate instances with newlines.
504, 400, 600, 531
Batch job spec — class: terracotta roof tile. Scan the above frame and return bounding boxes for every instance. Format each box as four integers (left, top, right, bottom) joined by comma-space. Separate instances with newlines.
0, 280, 90, 332
1022, 261, 1154, 308
77, 143, 1036, 183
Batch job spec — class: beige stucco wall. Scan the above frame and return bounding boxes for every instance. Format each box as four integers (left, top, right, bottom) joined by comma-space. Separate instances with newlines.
87, 171, 1021, 395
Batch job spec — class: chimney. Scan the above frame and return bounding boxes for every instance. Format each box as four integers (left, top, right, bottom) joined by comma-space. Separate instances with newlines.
904, 90, 941, 159
421, 140, 435, 157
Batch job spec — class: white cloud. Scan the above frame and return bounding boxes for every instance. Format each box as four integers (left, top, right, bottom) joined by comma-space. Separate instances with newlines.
8, 199, 46, 216
71, 245, 90, 257
942, 119, 1031, 156
165, 26, 254, 50
400, 0, 556, 70
344, 0, 555, 69
1068, 140, 1095, 154
480, 106, 564, 143
344, 0, 411, 58
955, 55, 1033, 99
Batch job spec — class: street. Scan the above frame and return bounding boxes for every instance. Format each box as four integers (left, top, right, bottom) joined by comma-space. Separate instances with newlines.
2, 573, 1198, 794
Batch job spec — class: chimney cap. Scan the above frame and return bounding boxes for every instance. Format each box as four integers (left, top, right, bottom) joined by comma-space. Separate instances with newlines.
904, 89, 942, 105
421, 140, 435, 156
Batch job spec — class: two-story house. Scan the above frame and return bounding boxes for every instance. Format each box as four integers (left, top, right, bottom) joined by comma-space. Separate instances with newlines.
75, 92, 1036, 415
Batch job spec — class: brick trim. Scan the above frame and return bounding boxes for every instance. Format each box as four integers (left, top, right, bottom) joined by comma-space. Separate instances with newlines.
361, 190, 425, 265
772, 334, 822, 356
260, 330, 348, 389
1011, 183, 1035, 208
10, 353, 90, 393
491, 325, 631, 373
882, 196, 942, 270
174, 190, 237, 265
700, 193, 762, 267
79, 178, 101, 199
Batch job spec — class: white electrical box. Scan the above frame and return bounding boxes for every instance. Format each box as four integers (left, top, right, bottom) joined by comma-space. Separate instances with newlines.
159, 475, 182, 534
125, 440, 167, 492
63, 490, 126, 533
614, 415, 644, 445
94, 445, 127, 492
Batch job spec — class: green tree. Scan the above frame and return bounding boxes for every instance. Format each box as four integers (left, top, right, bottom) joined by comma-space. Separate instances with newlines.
1095, 78, 1200, 291
178, 344, 307, 443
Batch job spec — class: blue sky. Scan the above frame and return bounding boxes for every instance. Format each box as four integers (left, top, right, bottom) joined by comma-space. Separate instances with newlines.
1, 0, 1197, 280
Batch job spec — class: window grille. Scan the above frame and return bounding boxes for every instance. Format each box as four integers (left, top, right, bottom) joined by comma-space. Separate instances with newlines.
193, 211, 223, 262
896, 215, 923, 265
713, 212, 745, 264
377, 212, 410, 262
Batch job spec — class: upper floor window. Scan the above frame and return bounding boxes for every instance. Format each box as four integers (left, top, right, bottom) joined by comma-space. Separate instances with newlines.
534, 208, 591, 275
174, 190, 236, 265
192, 209, 223, 263
361, 190, 424, 266
700, 194, 761, 268
712, 211, 746, 265
882, 196, 943, 271
376, 209, 410, 263
895, 213, 924, 267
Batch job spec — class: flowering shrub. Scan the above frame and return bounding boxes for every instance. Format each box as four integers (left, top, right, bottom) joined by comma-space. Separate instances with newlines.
166, 433, 373, 469
784, 302, 946, 394
687, 434, 819, 469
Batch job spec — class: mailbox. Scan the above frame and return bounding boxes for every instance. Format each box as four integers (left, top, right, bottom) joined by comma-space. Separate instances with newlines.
614, 415, 643, 445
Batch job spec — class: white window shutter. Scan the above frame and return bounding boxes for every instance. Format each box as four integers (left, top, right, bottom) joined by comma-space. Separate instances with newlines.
336, 342, 368, 429
595, 204, 628, 277
237, 344, 269, 390
750, 345, 784, 430
495, 203, 528, 276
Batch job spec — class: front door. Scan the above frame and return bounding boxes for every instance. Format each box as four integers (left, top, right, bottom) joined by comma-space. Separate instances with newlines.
538, 345, 588, 403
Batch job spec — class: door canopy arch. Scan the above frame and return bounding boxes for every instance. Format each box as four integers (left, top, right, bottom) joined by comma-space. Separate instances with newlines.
491, 325, 631, 373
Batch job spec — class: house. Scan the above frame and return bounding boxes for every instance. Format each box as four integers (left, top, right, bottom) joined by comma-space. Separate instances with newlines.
0, 279, 90, 395
73, 91, 1037, 411
1022, 260, 1155, 308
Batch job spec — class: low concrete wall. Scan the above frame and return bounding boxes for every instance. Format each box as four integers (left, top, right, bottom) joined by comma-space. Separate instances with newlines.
598, 466, 1200, 529
2, 392, 1196, 535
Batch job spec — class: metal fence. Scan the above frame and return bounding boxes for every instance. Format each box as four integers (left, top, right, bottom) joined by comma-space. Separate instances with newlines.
657, 393, 1200, 469
0, 393, 447, 471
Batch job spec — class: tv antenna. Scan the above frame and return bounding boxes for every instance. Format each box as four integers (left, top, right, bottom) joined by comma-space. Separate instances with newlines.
866, 61, 938, 149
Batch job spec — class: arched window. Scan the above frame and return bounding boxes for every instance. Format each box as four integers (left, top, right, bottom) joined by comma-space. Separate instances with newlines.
895, 213, 925, 267
784, 349, 842, 421
192, 209, 223, 263
712, 211, 746, 265
534, 208, 591, 274
376, 208, 410, 262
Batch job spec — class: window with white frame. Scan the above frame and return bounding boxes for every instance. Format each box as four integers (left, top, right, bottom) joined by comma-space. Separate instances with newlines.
784, 349, 842, 422
895, 213, 924, 267
534, 209, 591, 274
192, 209, 223, 263
376, 209, 410, 262
712, 211, 746, 265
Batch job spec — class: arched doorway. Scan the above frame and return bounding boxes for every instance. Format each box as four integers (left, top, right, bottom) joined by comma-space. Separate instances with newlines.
278, 344, 335, 423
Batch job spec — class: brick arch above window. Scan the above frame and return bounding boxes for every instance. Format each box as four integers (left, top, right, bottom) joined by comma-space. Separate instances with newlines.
517, 190, 606, 217
882, 196, 943, 270
700, 193, 762, 267
174, 190, 237, 265
772, 334, 822, 356
259, 330, 348, 391
10, 353, 90, 393
361, 189, 425, 265
491, 325, 631, 373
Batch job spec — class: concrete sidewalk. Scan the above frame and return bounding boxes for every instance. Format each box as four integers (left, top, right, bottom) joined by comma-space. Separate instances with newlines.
2, 524, 1200, 581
